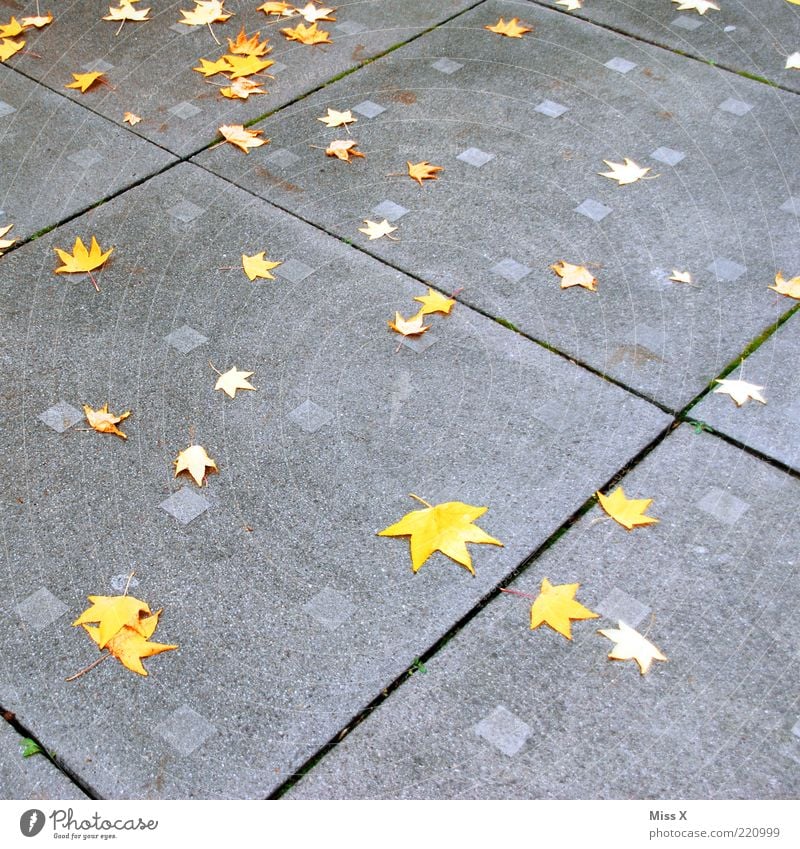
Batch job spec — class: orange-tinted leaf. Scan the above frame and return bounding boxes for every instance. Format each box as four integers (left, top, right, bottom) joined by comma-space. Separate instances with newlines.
406, 160, 443, 186
218, 124, 268, 153
83, 403, 131, 439
484, 17, 531, 38
281, 21, 332, 45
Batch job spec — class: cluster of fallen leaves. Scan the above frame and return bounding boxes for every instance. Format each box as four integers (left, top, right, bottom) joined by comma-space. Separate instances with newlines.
194, 27, 274, 101
387, 287, 455, 340
0, 9, 52, 63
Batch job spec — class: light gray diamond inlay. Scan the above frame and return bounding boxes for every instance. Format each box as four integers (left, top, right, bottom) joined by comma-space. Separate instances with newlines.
16, 588, 68, 631
779, 197, 800, 217
474, 706, 531, 757
81, 59, 114, 73
110, 574, 140, 592
604, 57, 637, 74
0, 101, 16, 118
168, 200, 205, 223
401, 330, 438, 354
263, 148, 300, 169
303, 587, 356, 628
457, 147, 495, 168
671, 16, 703, 31
269, 62, 287, 74
535, 100, 569, 118
38, 401, 83, 433
792, 719, 800, 739
164, 324, 208, 354
596, 588, 651, 629
353, 100, 386, 119
724, 25, 736, 33
491, 258, 531, 283
335, 21, 367, 35
275, 258, 314, 283
168, 101, 202, 120
707, 258, 746, 282
651, 146, 685, 166
169, 22, 193, 35
719, 98, 753, 116
696, 487, 750, 525
432, 58, 463, 75
289, 400, 333, 433
159, 487, 210, 525
575, 198, 612, 222
157, 705, 216, 755
67, 149, 103, 169
372, 200, 409, 222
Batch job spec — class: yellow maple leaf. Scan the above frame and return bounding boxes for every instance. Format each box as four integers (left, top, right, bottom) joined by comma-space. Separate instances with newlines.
174, 444, 218, 486
257, 1, 294, 16
406, 160, 443, 186
103, 3, 151, 24
671, 0, 719, 14
83, 615, 177, 676
242, 251, 282, 280
218, 124, 268, 153
123, 111, 142, 125
179, 0, 232, 27
712, 378, 767, 407
599, 158, 652, 185
550, 260, 597, 291
281, 21, 332, 45
194, 56, 232, 76
378, 495, 503, 575
413, 288, 455, 315
83, 403, 131, 439
669, 269, 692, 284
221, 78, 268, 99
325, 139, 365, 161
54, 236, 114, 274
294, 3, 336, 23
214, 366, 256, 398
0, 37, 25, 62
227, 27, 271, 56
65, 71, 106, 93
388, 309, 430, 337
0, 16, 24, 37
484, 17, 532, 38
221, 53, 274, 79
597, 486, 658, 530
72, 595, 151, 649
769, 271, 800, 299
21, 13, 54, 29
0, 223, 17, 255
317, 107, 356, 128
358, 219, 398, 241
598, 620, 667, 674
527, 578, 599, 639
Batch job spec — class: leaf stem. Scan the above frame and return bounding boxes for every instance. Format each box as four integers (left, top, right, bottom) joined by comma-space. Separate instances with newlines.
65, 653, 109, 682
499, 587, 538, 600
208, 360, 222, 376
87, 271, 100, 292
208, 22, 221, 45
122, 570, 136, 596
408, 493, 433, 508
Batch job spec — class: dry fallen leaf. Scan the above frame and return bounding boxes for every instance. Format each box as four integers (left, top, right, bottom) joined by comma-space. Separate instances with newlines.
83, 403, 131, 439
378, 495, 503, 574
174, 444, 218, 486
414, 288, 455, 315
388, 309, 430, 337
221, 78, 268, 99
671, 0, 719, 13
556, 0, 582, 9
257, 1, 294, 16
214, 367, 256, 398
54, 236, 113, 274
242, 251, 282, 280
281, 21, 332, 45
484, 17, 532, 38
83, 613, 177, 676
599, 158, 652, 185
550, 260, 597, 291
598, 620, 667, 674
21, 13, 54, 29
219, 124, 268, 153
295, 3, 336, 23
227, 27, 271, 56
123, 111, 142, 125
597, 486, 658, 530
317, 107, 356, 128
769, 271, 800, 299
65, 71, 106, 93
0, 37, 25, 62
0, 17, 24, 37
0, 223, 16, 256
194, 56, 232, 76
358, 219, 398, 240
103, 3, 151, 25
222, 53, 274, 78
72, 595, 151, 649
713, 378, 767, 406
325, 139, 365, 161
407, 160, 443, 186
179, 0, 232, 27
786, 52, 800, 70
669, 269, 692, 284
527, 578, 599, 639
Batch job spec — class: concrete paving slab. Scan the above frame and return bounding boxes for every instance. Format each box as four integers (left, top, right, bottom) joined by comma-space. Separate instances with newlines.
290, 426, 800, 798
0, 65, 175, 242
5, 0, 481, 157
0, 162, 670, 798
530, 0, 800, 95
195, 0, 800, 411
692, 311, 800, 471
0, 720, 87, 800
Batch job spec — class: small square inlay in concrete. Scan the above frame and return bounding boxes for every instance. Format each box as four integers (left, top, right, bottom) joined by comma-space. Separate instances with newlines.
335, 21, 367, 35
696, 487, 750, 525
275, 258, 314, 283
604, 57, 637, 74
164, 324, 208, 354
401, 331, 438, 354
723, 25, 736, 33
535, 100, 569, 118
168, 200, 205, 223
67, 149, 103, 169
269, 62, 287, 74
431, 58, 463, 75
0, 101, 16, 118
596, 587, 651, 629
792, 719, 800, 739
110, 574, 140, 593
81, 59, 114, 73
159, 487, 210, 525
303, 587, 356, 628
457, 147, 495, 168
288, 400, 333, 433
169, 23, 193, 35
168, 101, 202, 120
575, 198, 612, 222
263, 148, 301, 170
707, 258, 746, 282
650, 147, 685, 166
372, 200, 409, 222
353, 100, 386, 119
491, 258, 531, 283
38, 401, 83, 433
156, 705, 216, 756
474, 705, 531, 757
671, 16, 703, 31
719, 98, 753, 116
15, 588, 68, 632
779, 197, 800, 217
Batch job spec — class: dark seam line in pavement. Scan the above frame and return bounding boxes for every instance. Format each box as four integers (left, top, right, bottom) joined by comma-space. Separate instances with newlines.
526, 0, 800, 97
268, 418, 678, 799
0, 705, 100, 799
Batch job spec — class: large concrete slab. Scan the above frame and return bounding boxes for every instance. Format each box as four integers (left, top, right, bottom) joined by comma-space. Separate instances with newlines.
0, 65, 175, 241
692, 310, 800, 471
196, 0, 800, 411
290, 426, 800, 799
530, 0, 800, 95
5, 0, 481, 157
0, 162, 669, 798
0, 720, 87, 800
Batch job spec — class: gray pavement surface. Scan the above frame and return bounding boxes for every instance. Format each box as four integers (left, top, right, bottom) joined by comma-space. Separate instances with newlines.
0, 0, 798, 800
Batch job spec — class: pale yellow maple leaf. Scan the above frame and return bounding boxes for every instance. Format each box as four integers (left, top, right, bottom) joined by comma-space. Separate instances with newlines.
317, 107, 356, 128
598, 620, 667, 674
786, 52, 800, 70
219, 124, 268, 153
0, 37, 25, 62
65, 71, 106, 93
54, 236, 114, 273
550, 260, 597, 291
294, 3, 336, 23
179, 0, 232, 27
769, 271, 800, 299
407, 160, 443, 186
214, 367, 256, 398
221, 78, 268, 99
671, 0, 719, 14
413, 288, 455, 315
103, 3, 151, 24
388, 309, 430, 337
83, 403, 131, 439
599, 158, 652, 185
123, 111, 142, 125
242, 251, 282, 280
21, 13, 54, 29
257, 1, 294, 16
713, 378, 767, 406
669, 269, 692, 284
174, 444, 218, 486
556, 0, 582, 10
281, 21, 332, 45
484, 17, 532, 38
597, 486, 658, 530
325, 139, 365, 161
0, 223, 17, 255
358, 219, 398, 241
